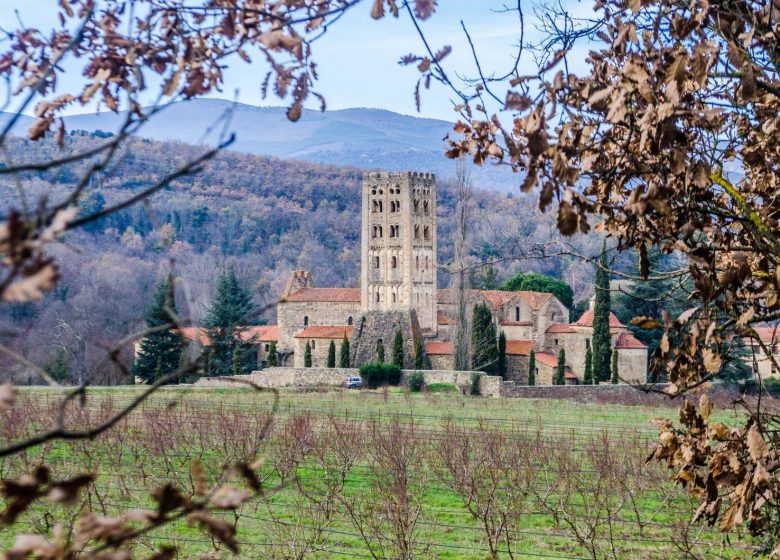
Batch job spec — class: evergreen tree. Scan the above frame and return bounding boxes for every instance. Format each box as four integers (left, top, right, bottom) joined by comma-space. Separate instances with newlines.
327, 340, 336, 368
527, 350, 536, 385
498, 332, 507, 378
232, 344, 242, 376
44, 351, 71, 383
203, 267, 254, 376
471, 303, 498, 373
133, 276, 182, 384
583, 347, 593, 385
377, 339, 385, 363
267, 341, 277, 367
592, 244, 612, 382
556, 348, 566, 385
611, 349, 619, 384
339, 335, 350, 368
414, 338, 425, 370
392, 329, 404, 368
304, 341, 312, 367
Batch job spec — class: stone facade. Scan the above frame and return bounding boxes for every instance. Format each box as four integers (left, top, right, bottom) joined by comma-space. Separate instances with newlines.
293, 326, 352, 368
350, 310, 422, 367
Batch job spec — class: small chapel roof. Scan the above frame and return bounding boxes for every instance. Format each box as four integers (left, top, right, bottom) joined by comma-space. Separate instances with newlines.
425, 341, 451, 355
285, 287, 361, 303
505, 340, 535, 355
294, 325, 353, 339
614, 331, 647, 349
546, 323, 576, 334
436, 289, 554, 311
573, 309, 626, 329
534, 352, 560, 367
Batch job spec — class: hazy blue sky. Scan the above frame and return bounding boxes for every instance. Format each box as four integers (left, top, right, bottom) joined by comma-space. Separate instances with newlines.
1, 1, 592, 121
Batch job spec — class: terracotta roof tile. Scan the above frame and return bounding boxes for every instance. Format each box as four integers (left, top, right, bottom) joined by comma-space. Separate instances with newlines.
505, 340, 534, 355
574, 309, 625, 328
614, 331, 647, 349
425, 341, 451, 355
178, 327, 210, 345
534, 352, 559, 368
436, 289, 555, 311
241, 325, 279, 343
285, 288, 360, 303
546, 323, 576, 334
295, 325, 353, 339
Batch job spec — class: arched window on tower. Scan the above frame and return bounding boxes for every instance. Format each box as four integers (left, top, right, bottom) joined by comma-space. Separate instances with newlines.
391, 256, 397, 268
374, 256, 380, 269
425, 256, 429, 270
395, 201, 401, 212
389, 201, 395, 212
348, 316, 353, 326
416, 255, 419, 270
378, 201, 383, 212
304, 316, 309, 326
423, 226, 429, 240
423, 200, 429, 214
372, 200, 379, 213
378, 226, 383, 237
414, 199, 420, 213
392, 291, 397, 303
414, 225, 420, 239
376, 292, 380, 303
515, 306, 520, 322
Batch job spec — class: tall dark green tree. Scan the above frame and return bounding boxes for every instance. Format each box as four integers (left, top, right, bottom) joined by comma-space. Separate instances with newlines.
592, 244, 612, 382
231, 345, 242, 376
267, 342, 277, 367
414, 338, 425, 370
583, 347, 593, 385
203, 267, 254, 376
471, 303, 498, 373
611, 350, 619, 384
377, 339, 385, 363
498, 332, 507, 378
304, 341, 312, 367
527, 350, 536, 385
392, 329, 404, 368
339, 335, 350, 368
327, 340, 336, 368
133, 276, 182, 383
556, 348, 566, 385
499, 272, 574, 310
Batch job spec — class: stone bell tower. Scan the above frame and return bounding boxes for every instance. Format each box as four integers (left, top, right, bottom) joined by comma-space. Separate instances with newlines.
360, 171, 437, 334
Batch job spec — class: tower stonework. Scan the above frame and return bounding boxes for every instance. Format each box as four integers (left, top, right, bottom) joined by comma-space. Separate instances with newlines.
360, 171, 437, 334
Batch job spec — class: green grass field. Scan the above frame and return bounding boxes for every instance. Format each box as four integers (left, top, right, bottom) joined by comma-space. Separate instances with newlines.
0, 387, 756, 559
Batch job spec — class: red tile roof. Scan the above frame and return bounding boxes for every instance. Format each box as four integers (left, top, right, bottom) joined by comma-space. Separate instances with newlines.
437, 289, 555, 311
505, 340, 535, 355
752, 326, 780, 344
546, 323, 576, 334
295, 326, 353, 339
534, 352, 559, 367
565, 371, 578, 379
425, 341, 451, 355
241, 325, 279, 343
285, 287, 360, 303
437, 311, 452, 325
500, 321, 532, 327
574, 309, 625, 328
178, 327, 210, 345
614, 331, 647, 350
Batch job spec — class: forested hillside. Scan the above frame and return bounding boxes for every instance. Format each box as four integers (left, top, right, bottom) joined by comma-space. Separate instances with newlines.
0, 132, 601, 384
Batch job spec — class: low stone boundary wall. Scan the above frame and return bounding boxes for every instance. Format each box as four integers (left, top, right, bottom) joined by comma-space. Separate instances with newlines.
194, 367, 502, 397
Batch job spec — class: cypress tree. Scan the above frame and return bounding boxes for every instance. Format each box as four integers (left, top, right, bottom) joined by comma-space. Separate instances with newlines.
471, 303, 498, 373
133, 276, 182, 384
327, 340, 336, 368
339, 335, 350, 368
556, 348, 566, 385
611, 349, 619, 384
592, 243, 612, 382
583, 347, 593, 385
203, 267, 254, 376
231, 344, 242, 376
304, 341, 312, 367
392, 329, 404, 368
267, 341, 277, 367
377, 339, 385, 363
413, 338, 425, 370
527, 350, 536, 385
498, 332, 507, 378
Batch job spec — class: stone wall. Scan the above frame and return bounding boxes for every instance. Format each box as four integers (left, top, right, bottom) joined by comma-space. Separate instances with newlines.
350, 310, 422, 367
505, 354, 529, 383
193, 367, 502, 397
617, 348, 647, 383
293, 337, 348, 368
277, 300, 360, 353
429, 353, 452, 371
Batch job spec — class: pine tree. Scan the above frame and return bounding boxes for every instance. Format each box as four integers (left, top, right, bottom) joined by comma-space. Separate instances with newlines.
471, 303, 498, 373
267, 341, 277, 367
392, 329, 404, 368
377, 339, 385, 363
339, 335, 350, 368
203, 267, 254, 376
592, 243, 612, 382
498, 332, 507, 378
133, 276, 182, 384
304, 341, 312, 367
556, 348, 566, 385
527, 350, 536, 385
327, 340, 336, 368
583, 347, 593, 385
611, 349, 619, 384
414, 337, 425, 370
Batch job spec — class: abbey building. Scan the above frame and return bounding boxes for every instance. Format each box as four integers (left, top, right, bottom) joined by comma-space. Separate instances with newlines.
257, 171, 648, 384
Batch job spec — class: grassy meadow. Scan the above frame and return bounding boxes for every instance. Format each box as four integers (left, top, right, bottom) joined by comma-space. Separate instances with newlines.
0, 386, 758, 559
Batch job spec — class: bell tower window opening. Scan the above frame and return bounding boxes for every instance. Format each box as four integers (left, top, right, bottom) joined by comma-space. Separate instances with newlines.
391, 256, 397, 268
414, 199, 420, 213
376, 292, 380, 303
348, 316, 353, 326
423, 226, 429, 240
374, 256, 380, 269
304, 316, 309, 326
392, 292, 397, 303
423, 200, 429, 214
416, 255, 419, 270
378, 201, 383, 212
414, 225, 420, 239
372, 200, 379, 213
515, 306, 520, 321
